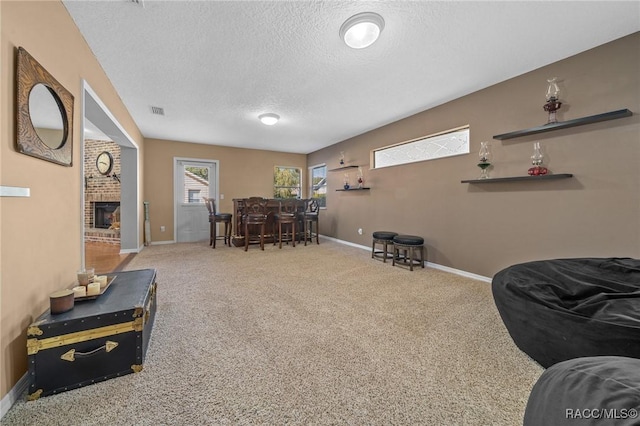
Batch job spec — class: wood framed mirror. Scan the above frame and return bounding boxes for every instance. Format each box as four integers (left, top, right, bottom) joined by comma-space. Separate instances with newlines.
16, 47, 74, 166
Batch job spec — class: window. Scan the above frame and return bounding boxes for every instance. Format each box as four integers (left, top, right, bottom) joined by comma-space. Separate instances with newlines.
188, 189, 201, 203
372, 126, 469, 169
274, 166, 301, 199
310, 164, 327, 208
182, 165, 210, 203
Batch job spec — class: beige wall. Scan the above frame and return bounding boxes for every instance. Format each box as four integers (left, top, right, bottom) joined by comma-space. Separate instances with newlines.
0, 1, 143, 399
144, 139, 307, 242
309, 33, 640, 278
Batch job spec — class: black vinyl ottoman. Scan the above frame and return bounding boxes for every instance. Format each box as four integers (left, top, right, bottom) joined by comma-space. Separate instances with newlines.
492, 258, 640, 368
524, 356, 640, 426
371, 231, 398, 263
392, 235, 425, 271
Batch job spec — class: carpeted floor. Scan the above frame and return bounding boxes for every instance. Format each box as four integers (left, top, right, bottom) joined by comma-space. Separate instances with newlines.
3, 240, 543, 425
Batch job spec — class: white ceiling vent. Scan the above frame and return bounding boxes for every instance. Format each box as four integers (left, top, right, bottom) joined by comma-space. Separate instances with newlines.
150, 106, 164, 116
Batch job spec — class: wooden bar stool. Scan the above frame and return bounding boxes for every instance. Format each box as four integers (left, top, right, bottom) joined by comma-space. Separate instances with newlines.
299, 199, 320, 245
213, 213, 232, 247
392, 235, 425, 271
243, 198, 268, 251
273, 199, 298, 248
371, 231, 398, 263
204, 198, 232, 248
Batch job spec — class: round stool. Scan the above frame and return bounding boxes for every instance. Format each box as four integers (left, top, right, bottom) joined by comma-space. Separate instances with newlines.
392, 235, 425, 271
371, 231, 398, 263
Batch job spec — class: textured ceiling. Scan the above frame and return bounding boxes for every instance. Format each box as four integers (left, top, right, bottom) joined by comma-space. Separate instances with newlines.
63, 1, 640, 154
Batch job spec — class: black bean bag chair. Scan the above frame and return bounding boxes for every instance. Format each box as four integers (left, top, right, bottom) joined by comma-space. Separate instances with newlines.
492, 258, 640, 368
524, 356, 640, 426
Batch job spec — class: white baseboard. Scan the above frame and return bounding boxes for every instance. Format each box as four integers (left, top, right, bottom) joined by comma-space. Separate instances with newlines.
322, 235, 369, 251
120, 246, 142, 254
1, 372, 28, 420
427, 262, 491, 283
150, 240, 175, 245
324, 235, 492, 283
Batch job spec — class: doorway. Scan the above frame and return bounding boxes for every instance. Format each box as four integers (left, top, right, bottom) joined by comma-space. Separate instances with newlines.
81, 82, 140, 267
174, 158, 218, 243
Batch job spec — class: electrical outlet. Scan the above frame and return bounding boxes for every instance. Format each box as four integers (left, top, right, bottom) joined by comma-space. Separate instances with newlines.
160, 226, 166, 232
358, 228, 363, 235
220, 194, 224, 200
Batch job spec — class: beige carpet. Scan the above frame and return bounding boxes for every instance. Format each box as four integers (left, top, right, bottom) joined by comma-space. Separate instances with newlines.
4, 240, 543, 425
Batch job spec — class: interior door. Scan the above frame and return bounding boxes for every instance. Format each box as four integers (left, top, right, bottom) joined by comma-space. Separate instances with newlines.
175, 159, 216, 243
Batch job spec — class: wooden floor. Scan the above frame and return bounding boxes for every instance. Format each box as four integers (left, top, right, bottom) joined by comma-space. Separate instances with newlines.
85, 241, 136, 274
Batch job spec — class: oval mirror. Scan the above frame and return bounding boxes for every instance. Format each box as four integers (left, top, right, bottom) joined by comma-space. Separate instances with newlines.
28, 83, 66, 149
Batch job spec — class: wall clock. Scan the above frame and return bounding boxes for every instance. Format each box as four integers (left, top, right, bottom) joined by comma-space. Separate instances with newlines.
96, 151, 114, 175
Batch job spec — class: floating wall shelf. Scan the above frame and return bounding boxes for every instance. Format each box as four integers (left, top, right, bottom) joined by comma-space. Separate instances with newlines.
336, 187, 370, 191
493, 109, 632, 140
461, 174, 573, 184
330, 165, 367, 190
328, 165, 359, 171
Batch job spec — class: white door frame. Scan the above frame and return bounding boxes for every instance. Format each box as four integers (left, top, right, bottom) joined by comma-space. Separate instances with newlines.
173, 157, 219, 243
81, 81, 141, 267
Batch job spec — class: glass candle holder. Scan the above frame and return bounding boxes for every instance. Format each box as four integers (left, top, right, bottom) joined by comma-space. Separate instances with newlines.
545, 77, 560, 102
77, 269, 91, 286
544, 77, 562, 124
477, 141, 492, 179
528, 142, 548, 175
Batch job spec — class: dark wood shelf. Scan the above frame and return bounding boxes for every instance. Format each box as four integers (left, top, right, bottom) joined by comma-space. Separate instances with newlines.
336, 187, 370, 191
493, 109, 632, 140
461, 173, 573, 184
328, 165, 359, 171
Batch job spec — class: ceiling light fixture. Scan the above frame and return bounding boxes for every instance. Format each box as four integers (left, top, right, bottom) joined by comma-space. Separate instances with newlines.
259, 113, 280, 126
339, 12, 385, 49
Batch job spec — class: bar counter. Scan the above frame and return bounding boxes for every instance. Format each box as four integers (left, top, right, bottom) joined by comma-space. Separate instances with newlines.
231, 198, 307, 247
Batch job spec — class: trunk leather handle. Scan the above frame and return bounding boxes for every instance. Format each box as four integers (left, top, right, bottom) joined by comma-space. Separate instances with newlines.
60, 340, 118, 362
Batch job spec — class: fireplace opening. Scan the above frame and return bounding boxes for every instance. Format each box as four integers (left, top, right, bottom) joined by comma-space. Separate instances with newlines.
94, 202, 120, 229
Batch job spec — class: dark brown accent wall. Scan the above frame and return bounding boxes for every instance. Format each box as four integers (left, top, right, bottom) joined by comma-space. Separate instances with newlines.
308, 33, 640, 278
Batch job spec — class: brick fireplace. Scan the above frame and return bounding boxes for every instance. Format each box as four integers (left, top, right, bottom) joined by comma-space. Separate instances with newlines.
84, 139, 121, 244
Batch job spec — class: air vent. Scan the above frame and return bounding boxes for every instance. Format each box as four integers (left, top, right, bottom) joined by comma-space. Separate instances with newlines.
151, 106, 165, 116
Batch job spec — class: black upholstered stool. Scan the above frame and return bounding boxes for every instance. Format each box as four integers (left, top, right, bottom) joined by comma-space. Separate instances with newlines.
213, 213, 233, 248
371, 231, 398, 263
204, 198, 232, 248
392, 235, 425, 271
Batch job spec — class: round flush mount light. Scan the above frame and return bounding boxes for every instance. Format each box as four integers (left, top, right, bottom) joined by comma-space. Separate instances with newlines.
258, 113, 280, 126
339, 12, 385, 49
